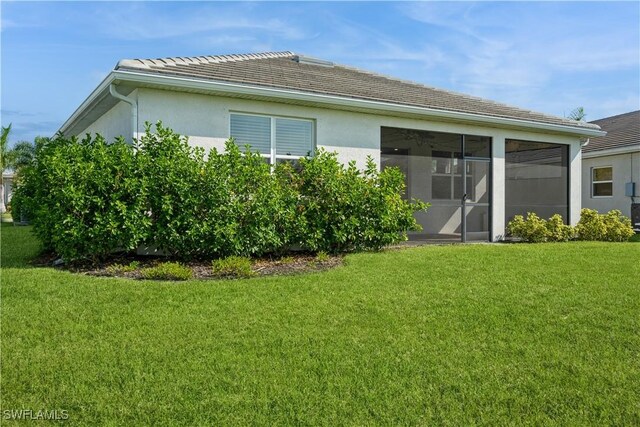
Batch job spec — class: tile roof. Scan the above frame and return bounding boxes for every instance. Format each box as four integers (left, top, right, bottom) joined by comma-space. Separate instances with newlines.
115, 51, 601, 131
584, 110, 640, 153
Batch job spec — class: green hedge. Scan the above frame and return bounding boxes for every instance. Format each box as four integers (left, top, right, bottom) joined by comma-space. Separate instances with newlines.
12, 122, 428, 261
575, 208, 635, 242
507, 209, 634, 243
11, 134, 149, 260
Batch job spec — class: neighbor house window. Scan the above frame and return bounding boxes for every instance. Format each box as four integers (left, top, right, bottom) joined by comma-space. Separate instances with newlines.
230, 113, 314, 164
592, 167, 613, 197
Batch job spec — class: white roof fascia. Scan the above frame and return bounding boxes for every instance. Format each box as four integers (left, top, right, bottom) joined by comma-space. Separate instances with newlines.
60, 69, 607, 138
582, 145, 640, 159
57, 72, 117, 135
113, 70, 606, 137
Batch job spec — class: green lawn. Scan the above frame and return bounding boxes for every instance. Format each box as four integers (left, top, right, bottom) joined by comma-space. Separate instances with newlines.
2, 224, 639, 425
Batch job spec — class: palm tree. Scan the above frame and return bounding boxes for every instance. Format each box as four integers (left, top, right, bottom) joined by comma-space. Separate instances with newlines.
567, 107, 586, 121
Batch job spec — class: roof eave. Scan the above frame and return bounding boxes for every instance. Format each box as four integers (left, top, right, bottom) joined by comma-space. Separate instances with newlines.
582, 145, 640, 158
60, 69, 607, 138
57, 72, 117, 136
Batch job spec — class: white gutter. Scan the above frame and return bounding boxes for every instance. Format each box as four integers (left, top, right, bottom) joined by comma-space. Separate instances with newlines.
113, 70, 607, 137
582, 145, 640, 159
59, 69, 607, 138
109, 84, 138, 141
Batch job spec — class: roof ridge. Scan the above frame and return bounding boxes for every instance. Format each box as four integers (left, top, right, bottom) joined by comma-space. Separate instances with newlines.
116, 51, 295, 70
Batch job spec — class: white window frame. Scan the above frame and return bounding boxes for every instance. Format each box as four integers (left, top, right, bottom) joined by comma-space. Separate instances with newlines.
591, 166, 613, 198
229, 112, 315, 164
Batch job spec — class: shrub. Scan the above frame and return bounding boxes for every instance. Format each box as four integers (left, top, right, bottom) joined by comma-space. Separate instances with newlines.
546, 214, 575, 242
105, 261, 140, 275
279, 256, 295, 265
602, 210, 635, 242
11, 133, 149, 261
141, 262, 192, 281
211, 256, 255, 278
281, 151, 429, 253
576, 209, 634, 242
315, 251, 330, 263
508, 209, 634, 243
507, 212, 551, 243
507, 213, 576, 243
14, 122, 428, 260
137, 124, 299, 259
575, 208, 605, 241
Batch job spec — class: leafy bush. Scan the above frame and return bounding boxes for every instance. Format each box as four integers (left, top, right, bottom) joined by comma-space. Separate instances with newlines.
315, 251, 330, 263
507, 212, 551, 243
211, 256, 255, 278
13, 122, 428, 260
507, 213, 574, 243
603, 210, 635, 242
546, 214, 575, 242
576, 209, 634, 242
281, 151, 429, 253
508, 209, 634, 243
11, 134, 149, 261
136, 124, 306, 259
279, 256, 295, 265
575, 208, 605, 241
141, 262, 192, 281
105, 261, 140, 275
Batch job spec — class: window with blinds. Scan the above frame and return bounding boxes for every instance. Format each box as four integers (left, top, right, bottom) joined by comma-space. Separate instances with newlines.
229, 114, 271, 154
230, 113, 314, 163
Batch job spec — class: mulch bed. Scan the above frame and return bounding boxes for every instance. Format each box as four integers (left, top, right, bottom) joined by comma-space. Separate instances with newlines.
32, 252, 343, 280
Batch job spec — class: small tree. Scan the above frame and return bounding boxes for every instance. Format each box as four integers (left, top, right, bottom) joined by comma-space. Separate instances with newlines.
11, 141, 36, 173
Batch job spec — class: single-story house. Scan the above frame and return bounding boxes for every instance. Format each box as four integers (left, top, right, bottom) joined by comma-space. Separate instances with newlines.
58, 51, 605, 242
581, 110, 640, 227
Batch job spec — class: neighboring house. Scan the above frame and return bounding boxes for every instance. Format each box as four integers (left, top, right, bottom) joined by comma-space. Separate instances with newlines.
582, 110, 640, 227
1, 172, 15, 214
57, 51, 605, 242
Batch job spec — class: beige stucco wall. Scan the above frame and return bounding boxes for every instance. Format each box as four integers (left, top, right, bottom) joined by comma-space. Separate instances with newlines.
136, 88, 383, 168
582, 151, 640, 217
78, 98, 133, 142
75, 87, 586, 240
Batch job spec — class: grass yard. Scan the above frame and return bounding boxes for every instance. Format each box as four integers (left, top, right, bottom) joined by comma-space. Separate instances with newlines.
2, 224, 639, 425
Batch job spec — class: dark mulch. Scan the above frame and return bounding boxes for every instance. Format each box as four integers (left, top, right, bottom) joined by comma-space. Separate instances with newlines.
32, 252, 343, 280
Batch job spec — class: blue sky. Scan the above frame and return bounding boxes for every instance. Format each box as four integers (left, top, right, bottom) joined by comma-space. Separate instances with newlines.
2, 1, 639, 143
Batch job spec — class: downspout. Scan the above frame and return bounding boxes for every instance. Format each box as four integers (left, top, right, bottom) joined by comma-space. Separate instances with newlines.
109, 84, 138, 141
580, 137, 590, 148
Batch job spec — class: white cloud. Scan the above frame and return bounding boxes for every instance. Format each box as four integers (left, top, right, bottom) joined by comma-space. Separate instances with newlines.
395, 1, 640, 113
97, 3, 307, 41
